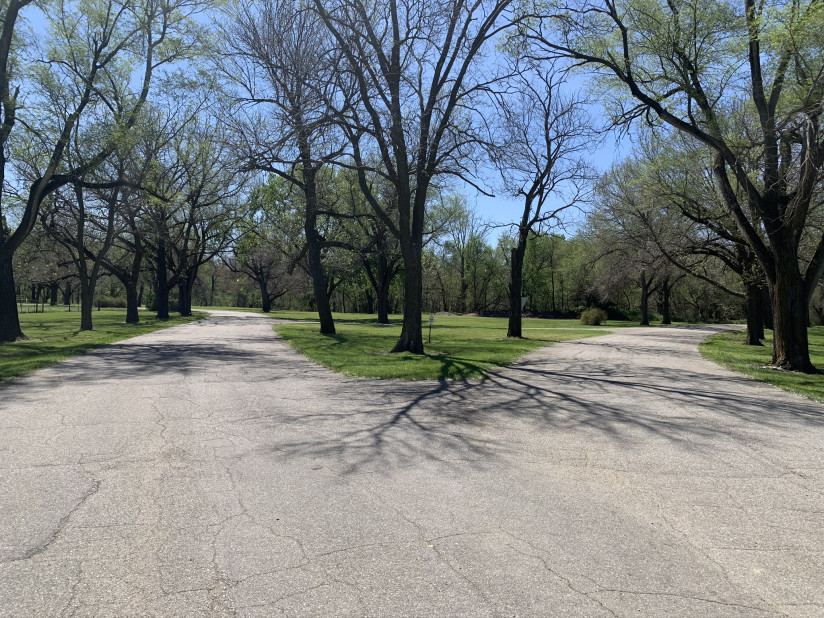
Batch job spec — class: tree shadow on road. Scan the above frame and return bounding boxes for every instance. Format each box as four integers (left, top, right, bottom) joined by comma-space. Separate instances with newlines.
3, 314, 821, 477
258, 348, 824, 476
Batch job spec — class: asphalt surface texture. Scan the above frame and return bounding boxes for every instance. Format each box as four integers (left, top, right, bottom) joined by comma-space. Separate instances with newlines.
1, 310, 822, 617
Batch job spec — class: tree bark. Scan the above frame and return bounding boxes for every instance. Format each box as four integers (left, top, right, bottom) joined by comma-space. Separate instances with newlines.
0, 255, 23, 341
507, 238, 527, 338
259, 278, 272, 313
639, 270, 650, 326
76, 240, 94, 331
365, 251, 394, 325
80, 284, 94, 331
125, 282, 139, 324
391, 237, 424, 354
658, 276, 671, 325
759, 286, 773, 331
303, 167, 335, 335
156, 238, 170, 320
376, 283, 390, 324
743, 282, 765, 345
177, 268, 196, 317
770, 251, 813, 371
177, 282, 191, 317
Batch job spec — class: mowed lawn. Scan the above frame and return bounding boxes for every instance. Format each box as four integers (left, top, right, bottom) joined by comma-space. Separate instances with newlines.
0, 310, 202, 382
700, 327, 824, 402
272, 313, 617, 380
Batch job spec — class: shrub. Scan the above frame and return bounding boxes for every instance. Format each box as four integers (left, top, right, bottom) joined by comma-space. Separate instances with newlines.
144, 291, 157, 311
580, 307, 609, 326
97, 295, 127, 308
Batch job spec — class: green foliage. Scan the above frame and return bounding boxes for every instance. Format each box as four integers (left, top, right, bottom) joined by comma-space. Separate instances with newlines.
97, 295, 126, 308
144, 290, 157, 311
700, 329, 824, 402
580, 307, 608, 325
274, 313, 611, 380
0, 310, 202, 382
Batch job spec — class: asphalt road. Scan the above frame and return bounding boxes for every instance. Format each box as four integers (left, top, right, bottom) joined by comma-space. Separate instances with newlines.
1, 310, 822, 617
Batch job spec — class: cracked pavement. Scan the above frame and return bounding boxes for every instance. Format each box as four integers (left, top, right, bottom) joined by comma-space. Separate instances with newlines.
1, 310, 823, 617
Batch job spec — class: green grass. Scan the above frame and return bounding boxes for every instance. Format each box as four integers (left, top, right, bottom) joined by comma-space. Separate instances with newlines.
273, 314, 617, 380
15, 303, 75, 314
0, 309, 203, 383
699, 328, 824, 402
200, 305, 267, 314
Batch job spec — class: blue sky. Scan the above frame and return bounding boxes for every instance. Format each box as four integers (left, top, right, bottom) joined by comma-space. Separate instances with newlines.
471, 129, 632, 241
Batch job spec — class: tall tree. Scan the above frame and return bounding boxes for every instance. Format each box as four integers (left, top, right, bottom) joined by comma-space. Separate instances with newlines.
314, 0, 516, 353
0, 0, 204, 341
492, 63, 593, 337
625, 137, 771, 343
528, 0, 824, 370
220, 0, 350, 334
40, 159, 128, 331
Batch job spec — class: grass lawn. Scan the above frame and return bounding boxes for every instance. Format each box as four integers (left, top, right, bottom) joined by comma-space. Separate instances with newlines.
699, 328, 824, 402
0, 309, 202, 383
273, 314, 620, 380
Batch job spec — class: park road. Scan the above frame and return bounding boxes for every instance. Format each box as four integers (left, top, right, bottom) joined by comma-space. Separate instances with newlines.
1, 310, 823, 617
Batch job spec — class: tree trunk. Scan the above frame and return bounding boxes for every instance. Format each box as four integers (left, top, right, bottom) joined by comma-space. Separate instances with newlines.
156, 239, 170, 320
50, 282, 59, 306
391, 239, 424, 354
770, 253, 813, 371
743, 282, 765, 345
0, 255, 23, 341
507, 239, 526, 338
376, 285, 390, 324
178, 281, 191, 316
177, 269, 196, 317
659, 276, 671, 325
639, 270, 650, 326
80, 283, 94, 331
260, 279, 272, 313
125, 282, 139, 324
761, 286, 773, 331
303, 169, 335, 335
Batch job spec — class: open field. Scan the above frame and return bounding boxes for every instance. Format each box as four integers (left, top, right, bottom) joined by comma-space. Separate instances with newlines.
699, 327, 824, 402
14, 303, 76, 314
0, 310, 203, 382
272, 313, 624, 380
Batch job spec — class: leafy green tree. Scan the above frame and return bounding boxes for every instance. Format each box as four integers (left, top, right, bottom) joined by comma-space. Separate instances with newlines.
0, 0, 204, 341
528, 0, 824, 370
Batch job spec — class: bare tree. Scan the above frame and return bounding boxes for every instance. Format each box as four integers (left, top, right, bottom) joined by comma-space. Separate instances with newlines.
313, 0, 515, 353
219, 0, 351, 334
492, 64, 594, 337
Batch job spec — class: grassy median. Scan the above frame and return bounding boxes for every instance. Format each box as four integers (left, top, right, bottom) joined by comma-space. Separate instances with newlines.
0, 309, 202, 383
273, 314, 614, 380
699, 328, 824, 402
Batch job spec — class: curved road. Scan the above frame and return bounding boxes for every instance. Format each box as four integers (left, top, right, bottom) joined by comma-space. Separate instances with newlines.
1, 311, 822, 616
